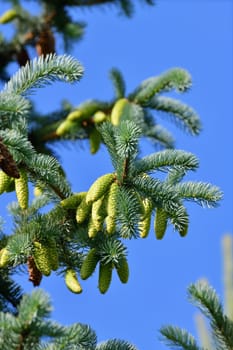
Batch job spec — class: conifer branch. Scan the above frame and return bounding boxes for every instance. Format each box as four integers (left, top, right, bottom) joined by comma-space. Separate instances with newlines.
96, 339, 138, 350
188, 281, 233, 349
109, 68, 126, 99
160, 326, 202, 350
0, 93, 30, 119
0, 270, 23, 311
132, 149, 199, 175
130, 68, 192, 104
147, 96, 202, 135
0, 129, 35, 164
143, 123, 175, 149
3, 54, 84, 96
174, 182, 223, 208
117, 187, 142, 238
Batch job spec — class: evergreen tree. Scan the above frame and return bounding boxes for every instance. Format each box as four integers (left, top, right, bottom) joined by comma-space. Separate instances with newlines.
0, 1, 224, 348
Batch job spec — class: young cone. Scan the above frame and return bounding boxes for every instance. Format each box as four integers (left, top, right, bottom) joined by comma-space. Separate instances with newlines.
88, 216, 98, 238
91, 195, 107, 231
80, 248, 99, 280
154, 208, 168, 240
65, 269, 82, 294
105, 216, 116, 235
0, 171, 12, 194
115, 256, 129, 284
0, 9, 18, 24
86, 173, 114, 204
0, 248, 10, 268
76, 195, 92, 224
98, 262, 113, 294
56, 119, 77, 136
139, 198, 153, 238
93, 111, 107, 124
33, 241, 52, 276
111, 98, 131, 125
61, 192, 86, 209
15, 168, 29, 209
47, 238, 59, 271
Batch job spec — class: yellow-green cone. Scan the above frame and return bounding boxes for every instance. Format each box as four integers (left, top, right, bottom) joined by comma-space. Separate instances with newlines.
105, 215, 116, 235
0, 9, 18, 24
139, 198, 153, 238
56, 119, 77, 136
98, 262, 112, 294
154, 208, 168, 240
65, 269, 82, 294
33, 241, 51, 276
111, 98, 131, 125
76, 195, 92, 224
0, 171, 12, 194
80, 248, 99, 280
47, 238, 59, 271
93, 111, 107, 124
67, 110, 83, 121
106, 182, 118, 218
88, 217, 98, 238
116, 256, 129, 284
89, 128, 101, 154
0, 248, 10, 268
15, 169, 28, 209
61, 192, 86, 209
86, 173, 114, 204
91, 196, 107, 231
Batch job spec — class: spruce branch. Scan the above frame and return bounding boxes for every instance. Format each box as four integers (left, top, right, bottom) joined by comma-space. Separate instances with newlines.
0, 129, 35, 165
0, 137, 20, 178
132, 149, 199, 175
130, 68, 192, 104
166, 169, 186, 185
174, 182, 223, 208
96, 339, 138, 350
114, 121, 141, 159
116, 187, 142, 239
17, 288, 52, 321
143, 123, 175, 149
27, 153, 72, 200
55, 323, 97, 350
109, 68, 126, 99
0, 270, 23, 312
0, 93, 30, 120
97, 122, 118, 169
0, 312, 19, 350
159, 326, 202, 350
132, 175, 179, 212
147, 96, 202, 135
188, 282, 233, 349
3, 54, 84, 96
98, 237, 127, 265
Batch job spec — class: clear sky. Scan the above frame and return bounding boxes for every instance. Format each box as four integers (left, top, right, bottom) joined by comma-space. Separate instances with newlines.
1, 1, 233, 349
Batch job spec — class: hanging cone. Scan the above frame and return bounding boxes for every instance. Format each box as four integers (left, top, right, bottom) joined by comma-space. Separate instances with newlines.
0, 138, 19, 178
27, 256, 43, 286
36, 29, 55, 56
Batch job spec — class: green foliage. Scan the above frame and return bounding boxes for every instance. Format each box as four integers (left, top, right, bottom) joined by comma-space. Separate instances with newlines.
0, 286, 138, 350
0, 2, 224, 348
0, 53, 222, 298
160, 280, 233, 350
3, 54, 83, 95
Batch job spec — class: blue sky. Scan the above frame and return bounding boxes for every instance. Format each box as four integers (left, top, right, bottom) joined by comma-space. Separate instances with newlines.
1, 1, 233, 349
